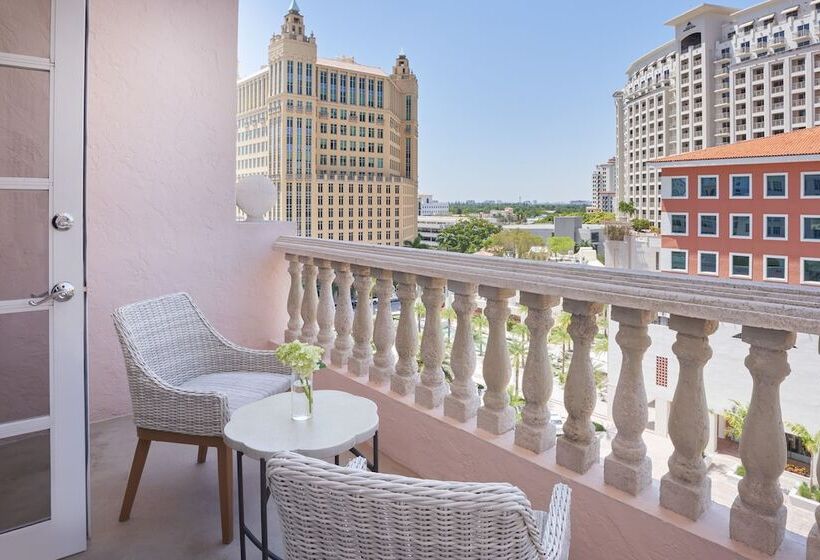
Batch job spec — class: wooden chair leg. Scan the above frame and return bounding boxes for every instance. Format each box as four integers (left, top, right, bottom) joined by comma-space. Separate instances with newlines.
216, 442, 234, 544
197, 445, 208, 463
119, 438, 151, 522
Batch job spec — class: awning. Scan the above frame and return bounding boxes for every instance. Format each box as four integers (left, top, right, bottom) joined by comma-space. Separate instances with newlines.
758, 13, 775, 23
781, 6, 799, 15
811, 0, 820, 6
739, 20, 754, 29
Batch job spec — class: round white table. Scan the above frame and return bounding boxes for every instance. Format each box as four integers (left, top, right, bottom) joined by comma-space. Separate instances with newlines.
223, 390, 379, 560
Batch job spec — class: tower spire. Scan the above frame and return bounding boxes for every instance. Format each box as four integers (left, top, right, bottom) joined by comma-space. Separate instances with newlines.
288, 0, 300, 13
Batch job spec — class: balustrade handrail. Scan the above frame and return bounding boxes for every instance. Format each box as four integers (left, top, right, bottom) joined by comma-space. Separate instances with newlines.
273, 236, 820, 334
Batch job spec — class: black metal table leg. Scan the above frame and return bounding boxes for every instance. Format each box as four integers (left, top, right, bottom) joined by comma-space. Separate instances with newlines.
234, 451, 284, 560
237, 451, 246, 560
348, 430, 379, 472
260, 458, 268, 560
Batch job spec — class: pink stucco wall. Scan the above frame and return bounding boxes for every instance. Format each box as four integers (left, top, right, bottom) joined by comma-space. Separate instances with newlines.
85, 0, 292, 422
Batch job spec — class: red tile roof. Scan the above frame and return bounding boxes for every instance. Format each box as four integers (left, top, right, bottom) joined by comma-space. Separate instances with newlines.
652, 126, 820, 163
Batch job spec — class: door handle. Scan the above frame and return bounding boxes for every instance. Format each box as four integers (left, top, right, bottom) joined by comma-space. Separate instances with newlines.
28, 282, 76, 306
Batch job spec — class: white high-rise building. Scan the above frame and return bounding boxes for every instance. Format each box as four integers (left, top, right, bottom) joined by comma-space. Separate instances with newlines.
614, 0, 820, 224
591, 157, 616, 212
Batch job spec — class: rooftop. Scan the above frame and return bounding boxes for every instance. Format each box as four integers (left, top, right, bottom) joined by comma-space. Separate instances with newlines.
651, 126, 820, 165
316, 56, 388, 77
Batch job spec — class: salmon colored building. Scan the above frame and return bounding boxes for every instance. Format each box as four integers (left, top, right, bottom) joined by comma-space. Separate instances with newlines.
650, 127, 820, 286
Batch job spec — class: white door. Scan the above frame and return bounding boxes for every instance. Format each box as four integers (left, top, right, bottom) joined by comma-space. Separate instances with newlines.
0, 0, 87, 558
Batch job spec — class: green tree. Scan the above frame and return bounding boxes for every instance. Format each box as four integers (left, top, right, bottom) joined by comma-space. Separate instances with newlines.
547, 236, 575, 256
583, 211, 616, 224
471, 313, 488, 355
414, 300, 425, 334
724, 400, 748, 442
487, 229, 545, 259
437, 218, 501, 253
441, 305, 456, 343
618, 201, 637, 216
508, 338, 526, 398
549, 312, 572, 378
631, 218, 653, 232
403, 234, 429, 249
786, 422, 820, 488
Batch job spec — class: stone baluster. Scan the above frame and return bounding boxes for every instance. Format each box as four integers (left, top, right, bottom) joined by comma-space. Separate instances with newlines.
415, 277, 448, 408
391, 273, 419, 396
556, 300, 603, 471
808, 459, 820, 559
369, 269, 396, 385
347, 266, 373, 377
660, 315, 718, 520
330, 262, 354, 368
298, 257, 319, 344
443, 281, 480, 422
514, 293, 560, 453
604, 306, 654, 495
284, 254, 303, 342
477, 287, 516, 435
315, 260, 336, 358
730, 326, 795, 555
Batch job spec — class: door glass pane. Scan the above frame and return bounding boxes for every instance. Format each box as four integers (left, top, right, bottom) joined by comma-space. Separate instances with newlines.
0, 430, 51, 534
0, 66, 50, 178
0, 190, 49, 300
0, 310, 49, 423
0, 0, 51, 58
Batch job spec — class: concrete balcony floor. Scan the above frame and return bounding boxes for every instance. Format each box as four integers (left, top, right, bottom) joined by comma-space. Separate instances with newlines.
75, 416, 415, 560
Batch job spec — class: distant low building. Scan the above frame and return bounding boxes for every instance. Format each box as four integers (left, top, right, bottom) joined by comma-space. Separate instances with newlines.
417, 194, 449, 216
417, 215, 467, 246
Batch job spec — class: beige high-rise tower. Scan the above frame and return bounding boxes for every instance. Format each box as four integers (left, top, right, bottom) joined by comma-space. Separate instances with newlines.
236, 1, 419, 244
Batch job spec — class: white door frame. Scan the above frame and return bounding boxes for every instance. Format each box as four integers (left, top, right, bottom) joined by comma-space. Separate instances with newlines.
0, 0, 88, 558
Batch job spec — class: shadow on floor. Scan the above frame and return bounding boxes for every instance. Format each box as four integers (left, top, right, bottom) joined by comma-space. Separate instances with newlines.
71, 415, 414, 560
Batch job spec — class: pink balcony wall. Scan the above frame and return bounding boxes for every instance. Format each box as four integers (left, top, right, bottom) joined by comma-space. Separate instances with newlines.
85, 0, 292, 422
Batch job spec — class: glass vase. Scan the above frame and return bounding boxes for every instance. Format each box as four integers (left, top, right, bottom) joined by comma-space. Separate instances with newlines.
291, 371, 314, 421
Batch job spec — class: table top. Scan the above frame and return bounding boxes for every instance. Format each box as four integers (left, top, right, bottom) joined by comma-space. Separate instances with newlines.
223, 390, 379, 461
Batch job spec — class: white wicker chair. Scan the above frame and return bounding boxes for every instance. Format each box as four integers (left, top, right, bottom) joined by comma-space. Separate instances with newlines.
113, 292, 291, 544
267, 451, 571, 560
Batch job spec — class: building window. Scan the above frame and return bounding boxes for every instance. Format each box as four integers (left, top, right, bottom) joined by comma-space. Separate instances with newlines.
670, 213, 688, 235
305, 63, 313, 96
698, 251, 718, 275
764, 255, 787, 281
802, 173, 820, 198
670, 177, 687, 197
319, 71, 328, 101
764, 174, 787, 198
730, 214, 752, 238
764, 215, 787, 239
655, 356, 668, 387
287, 60, 294, 94
699, 214, 718, 236
730, 253, 752, 278
802, 258, 820, 285
802, 215, 820, 241
730, 175, 751, 198
405, 95, 412, 120
670, 250, 687, 271
699, 176, 718, 198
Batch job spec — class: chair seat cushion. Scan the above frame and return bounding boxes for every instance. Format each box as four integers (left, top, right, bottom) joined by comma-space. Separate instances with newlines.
178, 372, 290, 413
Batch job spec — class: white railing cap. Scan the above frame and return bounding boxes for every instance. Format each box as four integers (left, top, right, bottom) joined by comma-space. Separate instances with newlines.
273, 236, 820, 335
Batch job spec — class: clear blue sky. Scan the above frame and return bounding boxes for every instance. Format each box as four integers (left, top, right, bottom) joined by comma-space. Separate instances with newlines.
239, 0, 699, 203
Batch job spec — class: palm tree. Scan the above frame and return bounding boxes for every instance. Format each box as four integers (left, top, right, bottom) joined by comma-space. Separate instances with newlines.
724, 400, 748, 442
403, 234, 429, 249
414, 300, 425, 333
787, 422, 820, 488
508, 338, 526, 398
549, 312, 572, 377
471, 313, 488, 355
442, 305, 456, 343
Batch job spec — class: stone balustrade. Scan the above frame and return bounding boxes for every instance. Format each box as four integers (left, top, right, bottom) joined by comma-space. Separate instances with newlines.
273, 236, 820, 557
